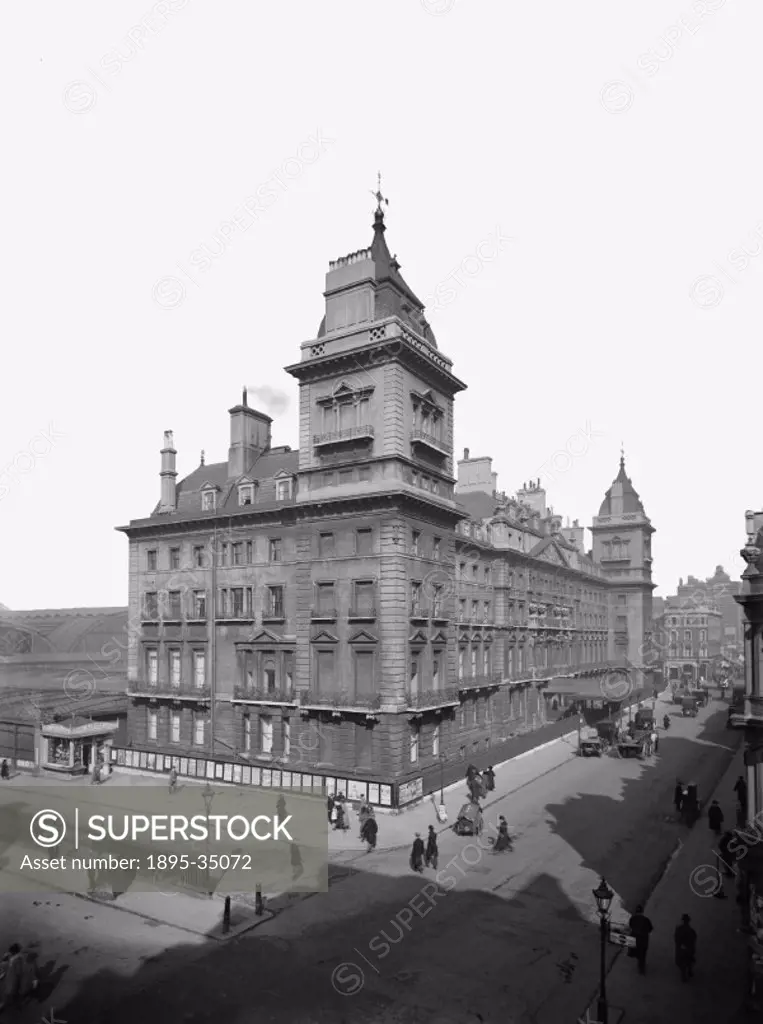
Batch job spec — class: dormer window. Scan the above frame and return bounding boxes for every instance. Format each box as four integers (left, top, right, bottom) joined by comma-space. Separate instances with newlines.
202, 489, 216, 511
238, 483, 256, 507
275, 477, 293, 501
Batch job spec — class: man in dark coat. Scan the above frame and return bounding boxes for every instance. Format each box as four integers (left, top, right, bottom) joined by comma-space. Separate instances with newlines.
425, 825, 438, 869
674, 914, 697, 981
361, 815, 378, 852
327, 794, 334, 824
734, 775, 748, 812
484, 766, 496, 792
629, 905, 654, 974
674, 780, 684, 814
410, 833, 425, 873
708, 800, 724, 835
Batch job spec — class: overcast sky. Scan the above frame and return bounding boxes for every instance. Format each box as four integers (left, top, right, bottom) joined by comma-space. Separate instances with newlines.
1, 0, 758, 610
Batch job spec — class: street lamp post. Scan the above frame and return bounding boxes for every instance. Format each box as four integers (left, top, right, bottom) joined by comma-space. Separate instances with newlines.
202, 782, 215, 897
437, 752, 448, 822
592, 877, 614, 1024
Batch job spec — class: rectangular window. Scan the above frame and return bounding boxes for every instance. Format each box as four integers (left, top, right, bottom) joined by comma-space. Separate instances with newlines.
432, 652, 442, 690
222, 543, 229, 566
410, 723, 419, 763
261, 652, 276, 691
338, 402, 353, 429
284, 651, 294, 694
323, 472, 334, 487
411, 581, 421, 615
246, 540, 253, 563
459, 598, 466, 621
276, 479, 291, 501
484, 566, 490, 584
432, 584, 443, 617
410, 653, 420, 695
459, 562, 466, 579
319, 533, 335, 558
267, 585, 284, 617
170, 547, 180, 570
193, 545, 205, 567
147, 709, 157, 741
193, 591, 207, 618
168, 590, 182, 619
412, 530, 421, 555
471, 599, 479, 621
355, 650, 375, 700
472, 564, 478, 580
339, 469, 353, 485
170, 710, 180, 743
232, 542, 243, 566
269, 539, 282, 563
144, 592, 158, 619
243, 715, 251, 754
239, 484, 255, 506
147, 550, 157, 571
283, 717, 291, 758
316, 650, 335, 693
169, 650, 181, 688
458, 647, 465, 680
358, 466, 371, 482
483, 647, 490, 675
432, 723, 440, 757
193, 650, 205, 689
220, 589, 229, 618
260, 715, 273, 754
232, 588, 244, 617
433, 537, 441, 560
484, 601, 491, 623
470, 647, 478, 676
146, 648, 158, 685
316, 582, 335, 614
356, 529, 373, 555
245, 587, 253, 618
193, 715, 205, 746
354, 580, 374, 614
202, 491, 215, 510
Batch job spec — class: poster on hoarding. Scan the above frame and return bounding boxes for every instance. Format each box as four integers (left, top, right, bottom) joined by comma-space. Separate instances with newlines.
172, 757, 181, 771
187, 759, 196, 777
271, 770, 282, 788
242, 766, 251, 785
325, 777, 336, 796
147, 753, 156, 770
116, 749, 125, 766
368, 783, 380, 805
302, 774, 313, 790
251, 767, 261, 786
261, 770, 272, 788
398, 778, 423, 807
223, 764, 233, 783
205, 761, 215, 779
214, 763, 224, 780
291, 773, 302, 789
281, 771, 292, 788
379, 785, 392, 807
139, 752, 148, 769
232, 765, 242, 784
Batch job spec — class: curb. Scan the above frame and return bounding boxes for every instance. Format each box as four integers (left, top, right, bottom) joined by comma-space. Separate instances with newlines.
71, 889, 276, 941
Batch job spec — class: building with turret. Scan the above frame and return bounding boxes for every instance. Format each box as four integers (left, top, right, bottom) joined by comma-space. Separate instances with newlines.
116, 202, 657, 808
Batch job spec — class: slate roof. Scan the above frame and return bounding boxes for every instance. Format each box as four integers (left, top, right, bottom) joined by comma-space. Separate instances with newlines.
142, 446, 300, 523
0, 608, 128, 656
598, 456, 645, 516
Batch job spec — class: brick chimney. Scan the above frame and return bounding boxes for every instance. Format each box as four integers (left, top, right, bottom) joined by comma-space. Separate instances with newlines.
228, 387, 272, 478
159, 430, 177, 512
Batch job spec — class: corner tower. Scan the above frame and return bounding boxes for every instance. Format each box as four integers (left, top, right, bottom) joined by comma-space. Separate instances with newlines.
591, 453, 656, 674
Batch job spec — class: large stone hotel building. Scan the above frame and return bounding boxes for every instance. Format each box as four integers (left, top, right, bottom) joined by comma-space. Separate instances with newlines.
117, 204, 656, 808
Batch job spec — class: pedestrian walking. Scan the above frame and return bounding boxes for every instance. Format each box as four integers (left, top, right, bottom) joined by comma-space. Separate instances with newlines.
708, 800, 724, 835
674, 780, 684, 814
277, 795, 286, 820
734, 775, 748, 813
0, 944, 24, 1012
674, 914, 697, 981
650, 729, 659, 754
493, 815, 512, 852
629, 905, 654, 975
327, 794, 335, 824
718, 831, 735, 878
360, 815, 378, 852
409, 833, 425, 874
425, 825, 438, 869
0, 759, 9, 780
168, 767, 178, 795
484, 766, 495, 792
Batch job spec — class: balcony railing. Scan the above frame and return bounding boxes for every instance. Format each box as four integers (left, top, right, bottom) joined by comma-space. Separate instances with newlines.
233, 685, 296, 705
313, 425, 375, 448
410, 429, 449, 457
310, 607, 337, 620
456, 672, 503, 692
298, 689, 382, 711
406, 687, 460, 710
127, 680, 211, 700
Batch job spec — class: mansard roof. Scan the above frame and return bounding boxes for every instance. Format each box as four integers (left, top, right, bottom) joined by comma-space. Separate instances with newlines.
598, 455, 645, 516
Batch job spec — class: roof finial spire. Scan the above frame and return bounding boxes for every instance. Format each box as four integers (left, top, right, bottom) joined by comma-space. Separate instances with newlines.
620, 441, 625, 468
370, 171, 389, 215
200, 449, 205, 466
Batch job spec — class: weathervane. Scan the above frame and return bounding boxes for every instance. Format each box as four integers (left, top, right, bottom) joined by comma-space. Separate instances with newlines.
370, 171, 389, 213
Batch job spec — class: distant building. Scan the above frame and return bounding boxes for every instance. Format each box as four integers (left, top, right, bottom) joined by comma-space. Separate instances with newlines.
656, 599, 722, 685
677, 566, 744, 659
117, 204, 657, 808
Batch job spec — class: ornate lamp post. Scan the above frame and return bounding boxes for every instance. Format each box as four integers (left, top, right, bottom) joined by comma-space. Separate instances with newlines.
592, 878, 614, 1024
437, 752, 448, 822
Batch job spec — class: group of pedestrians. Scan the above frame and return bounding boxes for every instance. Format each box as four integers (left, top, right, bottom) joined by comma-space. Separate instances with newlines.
410, 825, 439, 873
627, 906, 698, 982
0, 944, 38, 1012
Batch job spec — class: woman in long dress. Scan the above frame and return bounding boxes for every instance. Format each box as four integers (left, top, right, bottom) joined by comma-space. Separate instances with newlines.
409, 833, 425, 873
493, 815, 512, 852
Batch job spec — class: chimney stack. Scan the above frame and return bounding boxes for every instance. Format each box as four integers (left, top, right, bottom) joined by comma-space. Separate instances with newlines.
159, 430, 177, 512
464, 448, 470, 460
228, 389, 272, 478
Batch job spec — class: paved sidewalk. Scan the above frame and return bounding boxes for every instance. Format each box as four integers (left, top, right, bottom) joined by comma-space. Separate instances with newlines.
602, 733, 747, 1023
